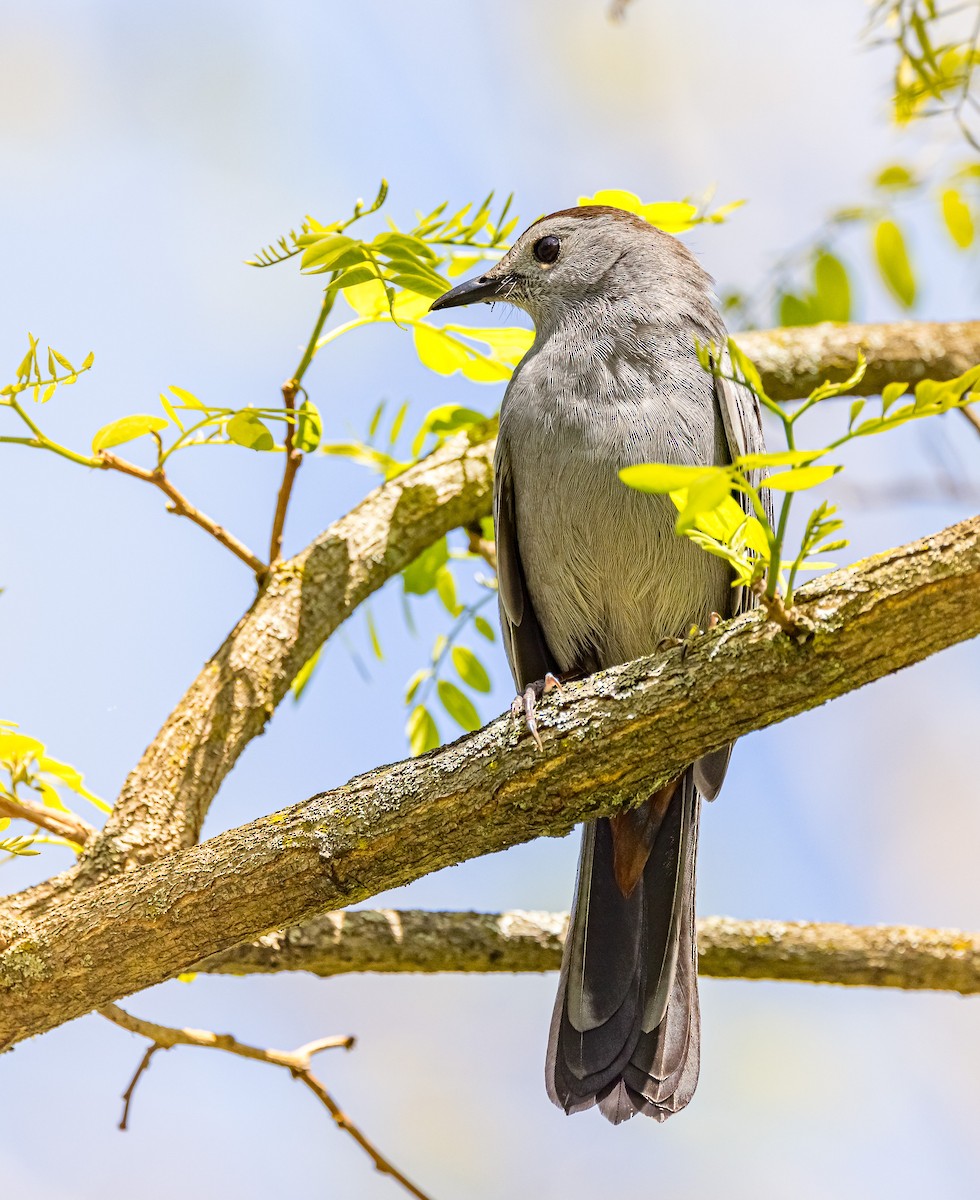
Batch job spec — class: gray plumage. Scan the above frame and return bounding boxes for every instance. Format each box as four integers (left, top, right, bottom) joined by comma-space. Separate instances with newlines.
431, 206, 767, 1123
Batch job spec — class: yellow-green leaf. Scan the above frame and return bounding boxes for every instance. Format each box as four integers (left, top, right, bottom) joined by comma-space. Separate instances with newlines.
874, 220, 916, 308
0, 730, 44, 764
620, 463, 723, 494
443, 325, 534, 367
474, 615, 496, 642
881, 381, 908, 410
295, 399, 321, 452
763, 464, 841, 492
403, 538, 449, 595
92, 414, 169, 452
941, 189, 974, 249
452, 646, 491, 692
300, 234, 359, 272
169, 385, 205, 409
875, 164, 917, 191
437, 681, 481, 732
291, 645, 322, 701
435, 565, 461, 615
406, 705, 440, 756
227, 411, 275, 452
735, 450, 821, 469
812, 250, 851, 322
673, 472, 732, 532
577, 191, 700, 233
404, 668, 431, 704
413, 324, 512, 383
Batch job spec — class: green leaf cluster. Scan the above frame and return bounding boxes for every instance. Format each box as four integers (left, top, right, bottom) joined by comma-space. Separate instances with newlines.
577, 189, 744, 233
868, 1, 980, 150
404, 581, 496, 757
0, 722, 108, 859
730, 158, 979, 330
622, 341, 980, 606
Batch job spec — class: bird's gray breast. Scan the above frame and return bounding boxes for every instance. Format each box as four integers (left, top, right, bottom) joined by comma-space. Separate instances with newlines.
499, 327, 730, 673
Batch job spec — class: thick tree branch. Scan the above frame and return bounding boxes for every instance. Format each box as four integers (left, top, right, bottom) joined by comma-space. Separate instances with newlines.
735, 319, 980, 400
0, 513, 976, 1049
197, 910, 980, 995
74, 419, 497, 886
4, 319, 977, 923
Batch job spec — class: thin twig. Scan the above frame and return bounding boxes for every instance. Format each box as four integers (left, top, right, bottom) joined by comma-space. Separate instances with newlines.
118, 1044, 162, 1131
0, 793, 96, 847
269, 379, 303, 565
268, 289, 338, 563
962, 403, 980, 438
98, 453, 268, 581
99, 1003, 430, 1200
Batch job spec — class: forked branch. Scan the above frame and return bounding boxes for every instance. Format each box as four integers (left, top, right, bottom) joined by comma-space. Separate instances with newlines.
100, 1003, 431, 1200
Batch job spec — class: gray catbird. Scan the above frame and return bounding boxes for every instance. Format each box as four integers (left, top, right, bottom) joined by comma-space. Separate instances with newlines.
430, 206, 767, 1123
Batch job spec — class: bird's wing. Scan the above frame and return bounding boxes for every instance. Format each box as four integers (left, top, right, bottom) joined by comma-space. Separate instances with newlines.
494, 435, 556, 692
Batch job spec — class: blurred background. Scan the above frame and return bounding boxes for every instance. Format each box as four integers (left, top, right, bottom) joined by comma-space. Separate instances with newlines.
2, 1, 979, 1196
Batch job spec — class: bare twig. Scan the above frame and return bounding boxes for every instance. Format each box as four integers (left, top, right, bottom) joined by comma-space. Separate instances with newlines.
962, 403, 980, 438
118, 1043, 161, 1130
268, 289, 338, 564
98, 452, 268, 581
0, 793, 96, 847
269, 379, 303, 565
100, 1003, 429, 1199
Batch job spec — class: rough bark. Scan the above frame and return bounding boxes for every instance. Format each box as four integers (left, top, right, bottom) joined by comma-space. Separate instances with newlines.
1, 513, 976, 1050
76, 419, 497, 883
736, 319, 980, 400
6, 320, 975, 926
197, 909, 980, 995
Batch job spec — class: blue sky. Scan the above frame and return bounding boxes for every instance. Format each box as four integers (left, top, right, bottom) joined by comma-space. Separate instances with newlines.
2, 2, 979, 1197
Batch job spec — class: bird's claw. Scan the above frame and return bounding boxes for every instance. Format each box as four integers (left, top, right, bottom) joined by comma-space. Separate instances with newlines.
657, 635, 686, 652
511, 672, 563, 751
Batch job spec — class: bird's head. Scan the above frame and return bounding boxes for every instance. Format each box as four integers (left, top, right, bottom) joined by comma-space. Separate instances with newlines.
429, 205, 711, 331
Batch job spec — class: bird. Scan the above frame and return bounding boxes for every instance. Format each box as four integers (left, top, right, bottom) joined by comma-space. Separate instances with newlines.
429, 205, 767, 1123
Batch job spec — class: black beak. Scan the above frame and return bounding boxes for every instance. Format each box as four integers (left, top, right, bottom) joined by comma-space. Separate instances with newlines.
429, 273, 506, 312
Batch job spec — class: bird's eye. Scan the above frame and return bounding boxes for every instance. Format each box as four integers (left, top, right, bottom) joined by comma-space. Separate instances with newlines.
533, 235, 561, 264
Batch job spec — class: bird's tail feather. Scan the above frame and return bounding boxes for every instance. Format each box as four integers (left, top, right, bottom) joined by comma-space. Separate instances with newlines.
546, 768, 701, 1124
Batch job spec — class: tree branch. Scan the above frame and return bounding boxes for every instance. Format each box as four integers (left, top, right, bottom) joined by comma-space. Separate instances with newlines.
735, 319, 980, 400
4, 319, 977, 921
98, 452, 268, 581
0, 512, 976, 1049
0, 794, 96, 847
100, 1003, 431, 1200
268, 379, 303, 566
196, 909, 980, 995
72, 419, 497, 887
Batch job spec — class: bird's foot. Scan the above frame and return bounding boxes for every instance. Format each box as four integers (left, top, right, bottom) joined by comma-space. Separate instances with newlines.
511, 672, 563, 752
